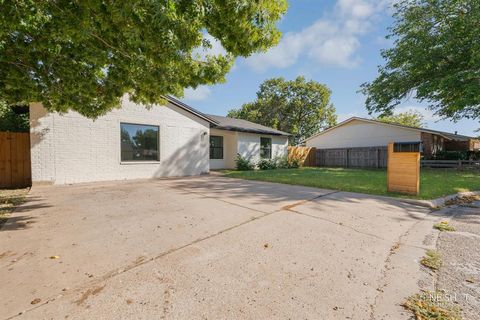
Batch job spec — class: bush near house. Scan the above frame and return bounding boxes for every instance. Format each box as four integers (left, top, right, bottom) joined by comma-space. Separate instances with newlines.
235, 154, 255, 171
277, 156, 301, 169
257, 159, 278, 170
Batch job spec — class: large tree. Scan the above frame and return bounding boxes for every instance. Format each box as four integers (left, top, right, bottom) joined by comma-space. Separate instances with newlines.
0, 0, 287, 118
361, 0, 480, 121
227, 76, 337, 144
375, 110, 426, 127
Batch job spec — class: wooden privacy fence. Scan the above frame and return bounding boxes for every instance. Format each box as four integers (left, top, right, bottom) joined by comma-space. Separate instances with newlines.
288, 146, 316, 167
0, 132, 31, 188
316, 146, 388, 168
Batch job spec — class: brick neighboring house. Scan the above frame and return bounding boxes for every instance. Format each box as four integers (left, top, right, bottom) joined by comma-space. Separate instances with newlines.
305, 117, 480, 159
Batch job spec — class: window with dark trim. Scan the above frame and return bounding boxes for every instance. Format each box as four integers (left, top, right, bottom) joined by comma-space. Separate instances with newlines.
120, 123, 159, 161
210, 136, 223, 159
260, 137, 272, 159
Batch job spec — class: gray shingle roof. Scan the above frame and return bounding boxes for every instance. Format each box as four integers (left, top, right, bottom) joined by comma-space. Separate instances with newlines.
206, 114, 290, 136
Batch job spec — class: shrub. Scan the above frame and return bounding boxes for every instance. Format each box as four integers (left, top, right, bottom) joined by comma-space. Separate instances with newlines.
433, 150, 469, 160
235, 154, 255, 171
257, 158, 277, 170
277, 156, 301, 169
288, 157, 301, 168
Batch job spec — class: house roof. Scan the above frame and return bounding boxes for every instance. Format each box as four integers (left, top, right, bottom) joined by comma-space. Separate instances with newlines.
304, 117, 476, 142
166, 95, 218, 125
206, 114, 290, 136
166, 96, 289, 136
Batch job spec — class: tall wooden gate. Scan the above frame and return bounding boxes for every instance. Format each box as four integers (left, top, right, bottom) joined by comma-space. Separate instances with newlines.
0, 132, 31, 188
387, 142, 420, 195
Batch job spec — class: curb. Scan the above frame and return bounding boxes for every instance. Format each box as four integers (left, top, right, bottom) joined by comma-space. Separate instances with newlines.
396, 191, 480, 209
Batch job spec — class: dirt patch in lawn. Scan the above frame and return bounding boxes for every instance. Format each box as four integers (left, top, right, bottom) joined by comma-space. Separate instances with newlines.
0, 188, 29, 229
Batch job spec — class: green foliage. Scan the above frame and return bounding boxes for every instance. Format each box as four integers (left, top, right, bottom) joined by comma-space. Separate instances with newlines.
0, 102, 29, 132
235, 154, 255, 171
421, 250, 442, 270
277, 156, 300, 169
434, 221, 456, 232
0, 1, 287, 118
361, 0, 480, 122
433, 150, 470, 160
376, 110, 426, 127
257, 158, 277, 170
227, 76, 337, 144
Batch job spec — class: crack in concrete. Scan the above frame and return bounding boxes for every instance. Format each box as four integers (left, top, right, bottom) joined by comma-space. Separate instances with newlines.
280, 191, 340, 211
368, 218, 424, 320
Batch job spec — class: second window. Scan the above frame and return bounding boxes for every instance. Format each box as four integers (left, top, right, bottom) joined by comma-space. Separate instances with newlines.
210, 136, 224, 159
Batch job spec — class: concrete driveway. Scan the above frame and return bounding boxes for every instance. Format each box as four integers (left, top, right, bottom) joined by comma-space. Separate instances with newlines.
1, 175, 441, 319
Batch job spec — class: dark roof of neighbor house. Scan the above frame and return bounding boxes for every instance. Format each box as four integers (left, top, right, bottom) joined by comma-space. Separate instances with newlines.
206, 114, 291, 136
305, 117, 476, 142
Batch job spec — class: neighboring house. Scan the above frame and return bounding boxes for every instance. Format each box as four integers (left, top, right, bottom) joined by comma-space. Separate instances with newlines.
206, 114, 289, 170
305, 117, 479, 159
29, 96, 289, 185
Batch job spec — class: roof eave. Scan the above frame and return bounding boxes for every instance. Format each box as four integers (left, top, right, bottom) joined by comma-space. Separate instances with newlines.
165, 95, 219, 125
213, 126, 291, 136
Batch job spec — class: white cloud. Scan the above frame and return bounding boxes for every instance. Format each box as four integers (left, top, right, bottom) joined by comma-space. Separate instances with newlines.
246, 0, 391, 71
193, 33, 227, 61
182, 86, 212, 101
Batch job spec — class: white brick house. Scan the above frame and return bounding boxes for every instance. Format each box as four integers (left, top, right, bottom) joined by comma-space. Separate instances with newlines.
30, 96, 289, 184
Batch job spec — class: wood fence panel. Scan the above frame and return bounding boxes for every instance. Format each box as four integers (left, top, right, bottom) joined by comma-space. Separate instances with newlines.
0, 132, 31, 188
288, 146, 316, 167
0, 132, 12, 188
316, 147, 387, 168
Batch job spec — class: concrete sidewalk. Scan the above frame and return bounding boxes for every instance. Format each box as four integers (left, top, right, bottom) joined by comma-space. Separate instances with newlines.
0, 176, 445, 319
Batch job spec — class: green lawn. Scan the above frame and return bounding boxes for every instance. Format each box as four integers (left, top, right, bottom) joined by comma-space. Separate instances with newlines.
223, 167, 480, 200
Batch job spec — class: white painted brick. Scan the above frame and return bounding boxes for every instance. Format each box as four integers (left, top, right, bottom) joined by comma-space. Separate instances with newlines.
30, 97, 209, 184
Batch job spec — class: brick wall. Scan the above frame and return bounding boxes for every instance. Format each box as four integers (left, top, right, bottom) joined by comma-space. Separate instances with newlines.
30, 97, 210, 184
421, 132, 433, 158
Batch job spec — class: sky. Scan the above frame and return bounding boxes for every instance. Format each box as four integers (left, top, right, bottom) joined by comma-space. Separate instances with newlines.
180, 0, 479, 137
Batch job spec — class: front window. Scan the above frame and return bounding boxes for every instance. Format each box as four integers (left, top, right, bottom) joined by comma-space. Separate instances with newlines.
260, 137, 272, 159
120, 123, 159, 161
210, 136, 223, 159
